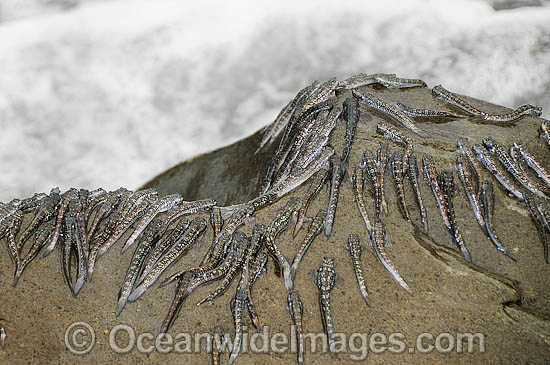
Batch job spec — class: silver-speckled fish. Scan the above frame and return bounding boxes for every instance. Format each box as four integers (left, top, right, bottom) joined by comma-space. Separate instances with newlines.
407, 156, 428, 232
337, 73, 426, 89
325, 155, 344, 239
353, 88, 430, 138
351, 164, 372, 238
129, 217, 207, 302
266, 197, 301, 289
139, 218, 190, 281
484, 137, 549, 200
511, 142, 550, 188
121, 194, 182, 252
369, 221, 411, 293
96, 193, 158, 258
390, 151, 411, 222
440, 170, 472, 263
291, 209, 325, 279
422, 154, 451, 229
316, 257, 337, 352
472, 144, 523, 200
196, 231, 250, 306
479, 181, 516, 261
347, 234, 370, 307
116, 219, 163, 316
293, 168, 329, 238
288, 290, 305, 365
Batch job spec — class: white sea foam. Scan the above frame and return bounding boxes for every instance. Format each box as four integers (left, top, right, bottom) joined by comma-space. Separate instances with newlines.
0, 0, 549, 201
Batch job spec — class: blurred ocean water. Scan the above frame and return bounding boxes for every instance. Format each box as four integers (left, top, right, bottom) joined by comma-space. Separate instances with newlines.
0, 0, 549, 201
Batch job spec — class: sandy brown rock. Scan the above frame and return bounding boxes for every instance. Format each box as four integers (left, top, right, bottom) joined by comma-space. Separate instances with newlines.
1, 84, 550, 364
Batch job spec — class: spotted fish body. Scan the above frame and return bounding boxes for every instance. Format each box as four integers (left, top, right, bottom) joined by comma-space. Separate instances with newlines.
86, 188, 129, 242
370, 221, 411, 293
185, 242, 238, 290
363, 150, 384, 218
440, 170, 473, 263
5, 210, 23, 273
422, 154, 451, 229
97, 193, 158, 258
275, 102, 332, 181
457, 138, 482, 198
160, 272, 195, 334
432, 85, 487, 116
272, 101, 333, 185
479, 181, 516, 261
257, 81, 319, 153
511, 142, 550, 188
535, 203, 550, 264
83, 188, 108, 223
316, 257, 337, 351
246, 250, 268, 329
351, 165, 372, 238
376, 121, 412, 175
139, 218, 190, 281
211, 325, 225, 365
159, 199, 216, 236
540, 121, 550, 150
472, 144, 523, 200
288, 290, 305, 365
249, 192, 278, 211
480, 104, 542, 122
196, 231, 250, 305
260, 94, 326, 194
129, 217, 206, 302
266, 197, 301, 288
209, 207, 223, 238
160, 219, 239, 289
325, 155, 344, 239
295, 77, 337, 120
121, 194, 183, 252
347, 234, 370, 307
483, 137, 549, 200
228, 283, 246, 365
394, 102, 467, 119
291, 105, 341, 176
116, 219, 163, 316
18, 189, 60, 251
62, 205, 76, 293
376, 143, 390, 214
75, 193, 90, 258
353, 88, 430, 138
407, 156, 428, 231
433, 85, 541, 122
390, 151, 411, 222
72, 200, 89, 296
203, 204, 254, 274
291, 209, 325, 278
228, 233, 254, 365
337, 73, 426, 90
341, 97, 359, 166
118, 189, 158, 220
86, 211, 122, 280
19, 192, 48, 213
456, 152, 484, 228
160, 244, 237, 333
269, 146, 334, 200
293, 168, 329, 238
13, 221, 54, 286
522, 190, 549, 263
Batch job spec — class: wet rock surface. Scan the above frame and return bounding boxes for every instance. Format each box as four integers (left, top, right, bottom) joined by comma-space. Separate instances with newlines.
2, 84, 550, 364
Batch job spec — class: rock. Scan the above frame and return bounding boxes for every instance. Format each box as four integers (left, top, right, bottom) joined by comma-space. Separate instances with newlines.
2, 81, 550, 364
